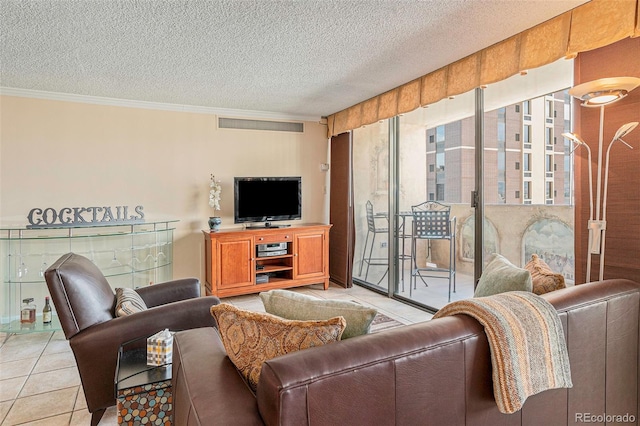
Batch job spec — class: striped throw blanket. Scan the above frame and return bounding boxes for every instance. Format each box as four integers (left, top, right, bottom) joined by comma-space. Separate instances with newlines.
433, 291, 572, 414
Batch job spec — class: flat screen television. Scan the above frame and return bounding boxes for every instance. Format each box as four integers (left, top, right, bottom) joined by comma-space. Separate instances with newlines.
234, 177, 302, 227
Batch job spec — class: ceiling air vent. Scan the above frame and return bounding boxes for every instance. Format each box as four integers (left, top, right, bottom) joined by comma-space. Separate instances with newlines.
218, 117, 304, 133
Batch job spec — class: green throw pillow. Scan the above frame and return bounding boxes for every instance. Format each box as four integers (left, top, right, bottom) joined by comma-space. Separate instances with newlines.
474, 254, 533, 297
260, 289, 377, 339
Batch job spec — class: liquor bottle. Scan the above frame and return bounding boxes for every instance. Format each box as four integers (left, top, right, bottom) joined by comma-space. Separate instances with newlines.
43, 297, 52, 324
20, 298, 36, 324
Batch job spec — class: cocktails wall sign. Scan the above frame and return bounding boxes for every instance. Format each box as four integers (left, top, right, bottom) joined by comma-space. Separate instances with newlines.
26, 205, 145, 228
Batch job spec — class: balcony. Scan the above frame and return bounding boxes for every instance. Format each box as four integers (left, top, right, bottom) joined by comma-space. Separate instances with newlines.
354, 203, 574, 311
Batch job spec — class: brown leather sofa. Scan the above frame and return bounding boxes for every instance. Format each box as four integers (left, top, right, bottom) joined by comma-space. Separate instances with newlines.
44, 253, 220, 425
173, 279, 640, 425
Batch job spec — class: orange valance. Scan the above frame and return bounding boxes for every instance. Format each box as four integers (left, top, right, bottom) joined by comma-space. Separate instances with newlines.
327, 0, 639, 137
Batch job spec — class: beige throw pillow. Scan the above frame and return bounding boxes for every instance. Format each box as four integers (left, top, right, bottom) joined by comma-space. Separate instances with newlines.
260, 289, 377, 339
524, 254, 566, 295
474, 254, 533, 297
210, 303, 345, 392
115, 287, 148, 317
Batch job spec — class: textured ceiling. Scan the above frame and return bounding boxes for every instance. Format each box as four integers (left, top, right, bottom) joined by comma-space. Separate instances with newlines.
0, 0, 587, 120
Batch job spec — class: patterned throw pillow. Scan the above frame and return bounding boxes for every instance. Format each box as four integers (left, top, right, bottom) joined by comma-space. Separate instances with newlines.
260, 289, 377, 339
115, 287, 148, 317
210, 303, 346, 392
474, 254, 533, 297
524, 254, 566, 295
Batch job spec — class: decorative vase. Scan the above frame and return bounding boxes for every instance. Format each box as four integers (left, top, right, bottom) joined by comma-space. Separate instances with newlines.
208, 216, 222, 231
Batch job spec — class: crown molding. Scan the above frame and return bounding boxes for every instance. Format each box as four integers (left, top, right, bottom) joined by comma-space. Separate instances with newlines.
0, 87, 322, 123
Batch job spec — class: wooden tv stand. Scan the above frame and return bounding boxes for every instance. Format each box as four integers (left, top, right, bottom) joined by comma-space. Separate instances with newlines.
202, 223, 332, 298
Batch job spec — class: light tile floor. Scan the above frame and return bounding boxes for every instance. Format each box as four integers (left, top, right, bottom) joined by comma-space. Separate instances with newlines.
0, 283, 431, 425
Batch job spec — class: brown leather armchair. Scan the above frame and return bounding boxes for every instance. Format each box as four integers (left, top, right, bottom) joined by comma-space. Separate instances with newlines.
44, 252, 220, 426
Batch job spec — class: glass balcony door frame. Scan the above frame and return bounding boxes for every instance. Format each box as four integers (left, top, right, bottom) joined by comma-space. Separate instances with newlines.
360, 60, 574, 310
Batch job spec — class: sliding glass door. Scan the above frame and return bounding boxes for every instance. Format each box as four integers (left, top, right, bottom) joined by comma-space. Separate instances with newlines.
351, 59, 575, 311
352, 121, 390, 291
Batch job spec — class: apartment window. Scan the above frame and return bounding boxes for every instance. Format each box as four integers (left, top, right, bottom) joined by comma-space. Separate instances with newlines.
554, 163, 557, 171
546, 181, 553, 199
436, 184, 445, 201
429, 193, 435, 201
546, 100, 554, 118
524, 153, 531, 171
515, 133, 520, 142
515, 162, 520, 170
545, 127, 553, 146
435, 125, 445, 170
524, 125, 531, 143
523, 100, 531, 115
429, 164, 434, 172
429, 134, 434, 143
515, 190, 520, 199
436, 126, 445, 143
546, 155, 553, 172
515, 105, 520, 113
524, 181, 531, 199
498, 111, 506, 143
436, 153, 445, 171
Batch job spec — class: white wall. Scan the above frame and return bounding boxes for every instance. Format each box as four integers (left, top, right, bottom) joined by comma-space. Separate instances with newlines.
0, 95, 330, 284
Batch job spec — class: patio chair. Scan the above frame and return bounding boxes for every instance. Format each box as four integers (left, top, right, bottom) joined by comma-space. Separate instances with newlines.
410, 201, 456, 302
359, 200, 389, 284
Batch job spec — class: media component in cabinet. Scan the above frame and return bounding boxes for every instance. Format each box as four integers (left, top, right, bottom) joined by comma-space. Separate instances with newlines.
255, 240, 293, 285
1, 220, 177, 335
257, 242, 288, 257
